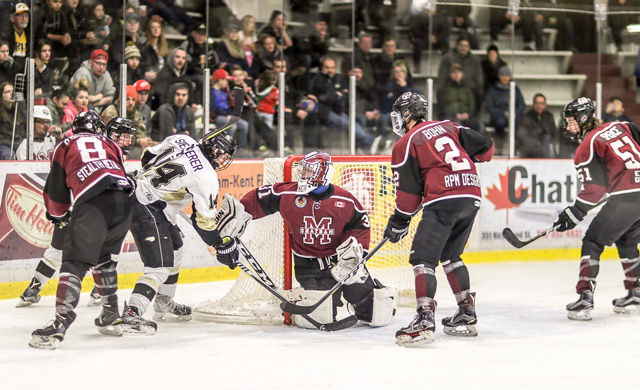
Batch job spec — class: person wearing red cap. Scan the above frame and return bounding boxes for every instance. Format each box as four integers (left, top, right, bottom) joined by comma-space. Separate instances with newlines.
134, 79, 152, 131
101, 85, 154, 155
69, 48, 116, 112
211, 68, 248, 151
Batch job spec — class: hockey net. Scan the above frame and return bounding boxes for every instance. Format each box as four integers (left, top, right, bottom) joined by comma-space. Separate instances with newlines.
194, 155, 419, 324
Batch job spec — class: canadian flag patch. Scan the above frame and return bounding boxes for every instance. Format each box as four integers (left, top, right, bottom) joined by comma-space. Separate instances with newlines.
335, 201, 345, 208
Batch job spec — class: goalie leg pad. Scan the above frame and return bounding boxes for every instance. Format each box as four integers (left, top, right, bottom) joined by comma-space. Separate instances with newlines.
369, 286, 398, 327
288, 288, 334, 329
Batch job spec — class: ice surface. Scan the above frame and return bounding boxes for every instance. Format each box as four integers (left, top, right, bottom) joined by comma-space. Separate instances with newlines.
2, 260, 639, 389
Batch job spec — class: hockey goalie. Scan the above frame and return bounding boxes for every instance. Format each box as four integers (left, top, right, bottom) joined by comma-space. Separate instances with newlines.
222, 151, 398, 328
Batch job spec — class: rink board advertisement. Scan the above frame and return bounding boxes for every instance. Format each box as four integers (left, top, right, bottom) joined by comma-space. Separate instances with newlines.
0, 158, 607, 297
476, 158, 597, 250
0, 160, 263, 284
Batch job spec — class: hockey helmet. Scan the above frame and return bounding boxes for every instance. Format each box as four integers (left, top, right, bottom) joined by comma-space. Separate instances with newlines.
199, 131, 237, 171
390, 92, 428, 136
562, 97, 596, 141
73, 110, 106, 135
297, 151, 332, 193
106, 117, 137, 155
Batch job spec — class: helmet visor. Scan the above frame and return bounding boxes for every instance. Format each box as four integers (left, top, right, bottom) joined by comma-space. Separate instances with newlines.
390, 110, 405, 137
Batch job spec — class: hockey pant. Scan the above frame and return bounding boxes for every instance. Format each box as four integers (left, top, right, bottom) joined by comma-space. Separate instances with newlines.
578, 199, 640, 292
129, 202, 184, 314
409, 205, 477, 309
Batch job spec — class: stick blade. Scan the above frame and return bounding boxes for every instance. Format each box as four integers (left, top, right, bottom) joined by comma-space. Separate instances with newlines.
319, 315, 358, 332
502, 228, 525, 248
280, 301, 316, 315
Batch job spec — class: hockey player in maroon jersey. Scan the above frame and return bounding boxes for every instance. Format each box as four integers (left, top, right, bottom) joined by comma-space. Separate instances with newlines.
29, 111, 134, 349
554, 97, 640, 320
17, 117, 136, 309
383, 92, 494, 347
239, 151, 397, 328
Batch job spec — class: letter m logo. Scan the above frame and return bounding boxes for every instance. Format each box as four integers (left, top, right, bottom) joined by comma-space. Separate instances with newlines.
301, 216, 334, 245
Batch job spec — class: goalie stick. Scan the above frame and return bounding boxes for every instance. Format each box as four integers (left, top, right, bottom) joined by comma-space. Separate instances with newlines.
135, 87, 244, 179
235, 239, 358, 331
279, 238, 389, 315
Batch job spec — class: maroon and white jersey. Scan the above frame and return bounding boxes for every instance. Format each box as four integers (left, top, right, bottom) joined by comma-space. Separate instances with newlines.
574, 121, 640, 210
391, 120, 494, 215
44, 133, 131, 218
241, 183, 370, 258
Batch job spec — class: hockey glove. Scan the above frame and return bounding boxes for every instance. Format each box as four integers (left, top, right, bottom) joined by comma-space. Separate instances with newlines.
126, 171, 138, 196
46, 211, 71, 228
384, 213, 411, 243
215, 237, 238, 270
554, 206, 585, 232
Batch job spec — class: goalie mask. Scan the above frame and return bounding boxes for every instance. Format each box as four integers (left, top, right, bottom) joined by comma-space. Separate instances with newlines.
106, 117, 137, 155
199, 131, 238, 171
561, 97, 596, 141
297, 151, 332, 193
390, 92, 428, 137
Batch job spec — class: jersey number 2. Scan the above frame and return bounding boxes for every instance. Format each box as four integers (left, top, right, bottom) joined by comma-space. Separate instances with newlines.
435, 137, 471, 171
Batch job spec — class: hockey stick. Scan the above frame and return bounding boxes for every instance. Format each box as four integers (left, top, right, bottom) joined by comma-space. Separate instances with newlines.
502, 225, 559, 249
279, 238, 390, 315
135, 87, 244, 180
235, 239, 358, 331
503, 197, 609, 248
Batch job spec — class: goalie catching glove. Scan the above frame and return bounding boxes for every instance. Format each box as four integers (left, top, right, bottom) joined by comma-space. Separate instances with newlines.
216, 194, 252, 238
331, 236, 369, 285
215, 237, 238, 270
554, 206, 585, 232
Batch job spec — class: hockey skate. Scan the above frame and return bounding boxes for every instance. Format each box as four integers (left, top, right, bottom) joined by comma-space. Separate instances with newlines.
87, 286, 101, 307
395, 302, 437, 347
442, 292, 478, 337
612, 288, 640, 314
566, 290, 594, 321
29, 311, 77, 350
153, 294, 192, 321
122, 304, 158, 335
16, 285, 41, 308
95, 296, 123, 336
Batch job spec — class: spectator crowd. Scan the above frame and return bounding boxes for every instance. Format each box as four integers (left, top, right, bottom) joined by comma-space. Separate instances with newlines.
0, 0, 636, 161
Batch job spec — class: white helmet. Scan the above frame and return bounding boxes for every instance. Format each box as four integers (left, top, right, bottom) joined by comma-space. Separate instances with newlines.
34, 105, 52, 122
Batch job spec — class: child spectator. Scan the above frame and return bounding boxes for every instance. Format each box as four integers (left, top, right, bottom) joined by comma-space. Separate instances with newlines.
239, 15, 257, 67
33, 0, 74, 59
210, 69, 248, 151
80, 1, 112, 52
255, 69, 279, 129
62, 78, 90, 125
603, 96, 632, 123
134, 79, 153, 133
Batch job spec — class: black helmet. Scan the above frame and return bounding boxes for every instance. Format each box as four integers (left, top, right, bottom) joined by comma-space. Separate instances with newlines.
391, 92, 428, 136
106, 117, 137, 155
562, 97, 596, 140
73, 110, 106, 135
199, 131, 238, 171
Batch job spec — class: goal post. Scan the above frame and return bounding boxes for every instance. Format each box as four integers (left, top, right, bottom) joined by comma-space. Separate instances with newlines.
193, 155, 418, 324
